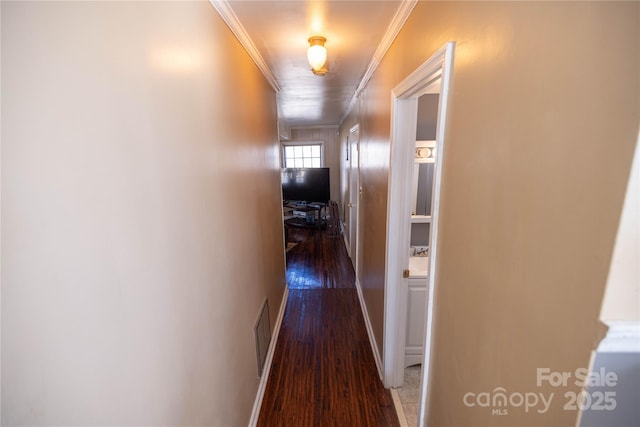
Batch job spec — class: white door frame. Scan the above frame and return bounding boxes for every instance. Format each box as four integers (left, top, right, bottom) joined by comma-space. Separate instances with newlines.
382, 43, 455, 416
346, 125, 360, 265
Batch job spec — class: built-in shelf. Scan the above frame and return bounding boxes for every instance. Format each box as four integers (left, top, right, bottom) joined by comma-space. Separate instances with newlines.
410, 215, 432, 223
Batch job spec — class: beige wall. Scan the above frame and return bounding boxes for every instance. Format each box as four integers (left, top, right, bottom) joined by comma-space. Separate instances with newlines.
287, 127, 341, 208
1, 2, 285, 425
342, 1, 639, 426
340, 99, 391, 354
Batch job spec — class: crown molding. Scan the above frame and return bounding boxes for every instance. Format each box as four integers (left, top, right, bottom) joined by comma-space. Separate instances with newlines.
339, 0, 418, 126
209, 0, 280, 93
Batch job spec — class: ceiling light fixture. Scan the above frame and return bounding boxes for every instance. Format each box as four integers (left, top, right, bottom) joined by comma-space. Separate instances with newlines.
307, 36, 328, 76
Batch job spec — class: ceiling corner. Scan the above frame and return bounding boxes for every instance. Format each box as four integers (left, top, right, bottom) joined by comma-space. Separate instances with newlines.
339, 0, 419, 125
209, 0, 281, 93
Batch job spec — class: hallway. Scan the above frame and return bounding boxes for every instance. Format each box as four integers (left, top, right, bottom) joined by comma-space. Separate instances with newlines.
2, 2, 638, 426
257, 229, 399, 426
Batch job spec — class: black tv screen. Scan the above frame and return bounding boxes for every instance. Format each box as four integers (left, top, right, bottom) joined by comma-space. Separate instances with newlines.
281, 168, 330, 203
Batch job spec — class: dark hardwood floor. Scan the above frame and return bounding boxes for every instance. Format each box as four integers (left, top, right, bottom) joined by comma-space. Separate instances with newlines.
257, 226, 399, 427
285, 227, 355, 289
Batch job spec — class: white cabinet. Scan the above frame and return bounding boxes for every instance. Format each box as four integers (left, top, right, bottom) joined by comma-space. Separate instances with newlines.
405, 277, 427, 367
405, 257, 429, 367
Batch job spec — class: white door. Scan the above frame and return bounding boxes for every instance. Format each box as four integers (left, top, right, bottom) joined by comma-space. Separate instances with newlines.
344, 137, 353, 255
347, 125, 360, 270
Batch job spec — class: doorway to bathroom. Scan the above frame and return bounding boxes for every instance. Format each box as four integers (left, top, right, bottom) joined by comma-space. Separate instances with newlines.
383, 42, 455, 426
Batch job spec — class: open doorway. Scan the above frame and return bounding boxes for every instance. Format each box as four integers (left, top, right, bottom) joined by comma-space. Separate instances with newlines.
383, 42, 455, 426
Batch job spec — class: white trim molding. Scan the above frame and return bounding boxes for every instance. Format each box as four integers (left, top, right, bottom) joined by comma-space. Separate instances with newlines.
354, 278, 384, 380
209, 0, 280, 93
598, 321, 640, 353
382, 45, 456, 427
383, 42, 455, 388
249, 287, 289, 426
339, 0, 418, 125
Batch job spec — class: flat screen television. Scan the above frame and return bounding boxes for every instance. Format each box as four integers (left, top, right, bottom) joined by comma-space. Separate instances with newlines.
281, 168, 330, 203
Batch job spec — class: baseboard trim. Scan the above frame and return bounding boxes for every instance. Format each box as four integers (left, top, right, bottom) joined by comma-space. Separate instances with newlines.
354, 278, 384, 380
248, 286, 289, 426
343, 231, 351, 258
391, 388, 409, 427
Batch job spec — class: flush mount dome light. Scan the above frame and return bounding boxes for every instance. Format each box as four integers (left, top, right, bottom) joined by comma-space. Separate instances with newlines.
307, 36, 328, 75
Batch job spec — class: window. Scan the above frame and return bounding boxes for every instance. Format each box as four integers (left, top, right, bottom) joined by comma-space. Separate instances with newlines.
283, 143, 322, 168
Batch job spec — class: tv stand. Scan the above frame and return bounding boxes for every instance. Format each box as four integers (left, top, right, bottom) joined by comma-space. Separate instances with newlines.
283, 201, 326, 230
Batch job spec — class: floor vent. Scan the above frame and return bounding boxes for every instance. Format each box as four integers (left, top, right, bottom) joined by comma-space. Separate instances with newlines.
254, 298, 271, 378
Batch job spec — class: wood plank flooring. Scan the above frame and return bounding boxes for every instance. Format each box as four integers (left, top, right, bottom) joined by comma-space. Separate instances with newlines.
257, 228, 399, 427
285, 227, 355, 289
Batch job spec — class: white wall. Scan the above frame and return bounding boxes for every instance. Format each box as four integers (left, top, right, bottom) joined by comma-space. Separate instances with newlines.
1, 2, 286, 425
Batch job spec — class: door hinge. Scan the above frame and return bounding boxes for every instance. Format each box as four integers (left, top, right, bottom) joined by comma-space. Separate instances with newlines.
403, 269, 410, 278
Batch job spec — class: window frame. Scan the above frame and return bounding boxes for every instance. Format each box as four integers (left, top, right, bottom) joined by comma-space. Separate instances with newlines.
281, 141, 325, 169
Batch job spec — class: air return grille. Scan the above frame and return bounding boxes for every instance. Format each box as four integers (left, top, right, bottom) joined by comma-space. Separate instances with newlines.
254, 298, 271, 378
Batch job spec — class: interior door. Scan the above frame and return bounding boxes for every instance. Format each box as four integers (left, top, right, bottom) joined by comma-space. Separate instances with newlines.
347, 125, 360, 269
344, 137, 353, 256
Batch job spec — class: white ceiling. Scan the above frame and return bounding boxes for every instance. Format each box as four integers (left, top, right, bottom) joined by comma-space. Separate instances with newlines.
220, 0, 405, 129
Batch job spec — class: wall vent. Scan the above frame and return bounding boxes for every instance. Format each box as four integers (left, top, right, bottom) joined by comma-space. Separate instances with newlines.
254, 298, 271, 378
